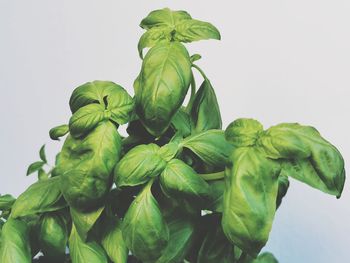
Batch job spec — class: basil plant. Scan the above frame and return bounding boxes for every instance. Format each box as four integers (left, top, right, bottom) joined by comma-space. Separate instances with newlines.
0, 8, 345, 263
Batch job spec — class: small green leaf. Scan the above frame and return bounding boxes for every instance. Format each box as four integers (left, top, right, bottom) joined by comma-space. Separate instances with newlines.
11, 177, 66, 218
222, 147, 280, 257
123, 181, 169, 262
175, 19, 221, 43
190, 54, 202, 62
276, 174, 289, 209
0, 218, 31, 263
160, 159, 211, 205
138, 27, 170, 58
69, 224, 108, 263
114, 143, 167, 187
225, 118, 263, 147
39, 213, 68, 262
101, 216, 128, 263
0, 194, 16, 211
140, 8, 191, 30
156, 216, 196, 263
49, 124, 69, 141
190, 79, 222, 132
69, 103, 108, 138
70, 206, 104, 242
39, 144, 47, 163
181, 129, 233, 167
26, 161, 45, 176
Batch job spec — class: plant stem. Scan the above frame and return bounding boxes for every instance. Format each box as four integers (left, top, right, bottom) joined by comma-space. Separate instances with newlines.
198, 171, 225, 181
186, 73, 196, 112
192, 63, 209, 81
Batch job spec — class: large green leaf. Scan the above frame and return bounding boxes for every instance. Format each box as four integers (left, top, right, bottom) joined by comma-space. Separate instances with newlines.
181, 129, 233, 167
70, 206, 104, 242
56, 121, 122, 210
160, 159, 211, 205
69, 103, 108, 138
258, 123, 345, 197
123, 181, 169, 262
39, 213, 68, 262
114, 143, 167, 187
197, 215, 235, 263
156, 216, 196, 263
190, 79, 222, 133
101, 216, 128, 263
69, 224, 108, 263
0, 218, 31, 263
11, 177, 66, 218
222, 147, 280, 257
134, 41, 192, 136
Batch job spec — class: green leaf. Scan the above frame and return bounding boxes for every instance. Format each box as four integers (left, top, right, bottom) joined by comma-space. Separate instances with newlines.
11, 177, 66, 218
138, 27, 170, 58
160, 159, 211, 205
197, 215, 235, 263
123, 181, 169, 262
250, 252, 279, 263
175, 19, 221, 43
56, 121, 122, 210
206, 179, 225, 212
105, 87, 134, 125
69, 224, 108, 263
225, 118, 264, 147
170, 107, 192, 137
0, 194, 16, 211
158, 142, 180, 162
114, 143, 167, 187
259, 123, 345, 197
39, 144, 47, 163
70, 206, 104, 242
26, 161, 45, 176
69, 81, 133, 118
181, 129, 233, 167
190, 79, 222, 132
190, 54, 202, 62
140, 8, 191, 30
222, 147, 280, 257
49, 124, 69, 141
39, 213, 68, 262
276, 174, 289, 209
156, 216, 196, 263
0, 218, 31, 263
101, 216, 128, 263
134, 41, 192, 136
69, 103, 108, 138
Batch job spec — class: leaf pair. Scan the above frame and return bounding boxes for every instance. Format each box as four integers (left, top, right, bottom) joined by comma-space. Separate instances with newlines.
138, 8, 220, 58
222, 118, 345, 257
69, 81, 134, 138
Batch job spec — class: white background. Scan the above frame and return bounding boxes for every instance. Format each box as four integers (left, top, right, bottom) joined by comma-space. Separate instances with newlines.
1, 1, 349, 262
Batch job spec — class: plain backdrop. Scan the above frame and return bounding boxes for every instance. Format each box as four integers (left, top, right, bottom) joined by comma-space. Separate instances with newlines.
1, 1, 349, 262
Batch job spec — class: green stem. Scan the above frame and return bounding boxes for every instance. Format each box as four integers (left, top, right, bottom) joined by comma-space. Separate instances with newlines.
186, 73, 196, 112
198, 171, 225, 181
192, 63, 209, 81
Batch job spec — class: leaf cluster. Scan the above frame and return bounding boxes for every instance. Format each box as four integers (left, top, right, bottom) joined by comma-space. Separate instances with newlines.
0, 8, 345, 263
